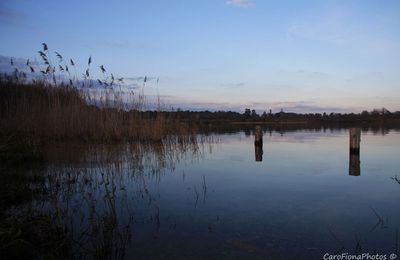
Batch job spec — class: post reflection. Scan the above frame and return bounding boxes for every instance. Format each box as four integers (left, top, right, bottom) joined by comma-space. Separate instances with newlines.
254, 126, 263, 162
349, 128, 361, 176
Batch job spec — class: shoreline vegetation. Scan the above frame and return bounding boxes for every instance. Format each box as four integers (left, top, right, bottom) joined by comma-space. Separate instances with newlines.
1, 43, 399, 181
1, 43, 399, 151
1, 67, 400, 162
0, 77, 197, 143
1, 73, 400, 139
1, 75, 399, 155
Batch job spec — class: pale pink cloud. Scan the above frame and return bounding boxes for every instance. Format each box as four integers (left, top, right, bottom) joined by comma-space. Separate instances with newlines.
225, 0, 254, 8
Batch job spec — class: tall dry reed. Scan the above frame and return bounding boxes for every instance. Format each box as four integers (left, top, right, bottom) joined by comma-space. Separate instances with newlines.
0, 77, 194, 144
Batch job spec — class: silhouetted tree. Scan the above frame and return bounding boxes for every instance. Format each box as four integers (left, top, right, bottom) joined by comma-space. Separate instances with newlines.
244, 108, 251, 118
361, 110, 370, 116
251, 109, 258, 118
261, 111, 267, 119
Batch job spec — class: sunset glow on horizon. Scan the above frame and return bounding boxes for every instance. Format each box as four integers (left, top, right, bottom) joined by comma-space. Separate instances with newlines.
1, 0, 399, 113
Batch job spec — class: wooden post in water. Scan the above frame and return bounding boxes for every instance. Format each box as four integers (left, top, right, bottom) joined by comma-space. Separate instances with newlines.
255, 126, 263, 146
350, 128, 361, 154
254, 126, 263, 162
349, 128, 361, 176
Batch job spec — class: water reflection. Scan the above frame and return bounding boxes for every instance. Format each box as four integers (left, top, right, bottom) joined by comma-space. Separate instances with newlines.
25, 136, 211, 259
7, 128, 400, 259
255, 144, 263, 162
349, 128, 361, 176
349, 152, 361, 176
254, 126, 263, 162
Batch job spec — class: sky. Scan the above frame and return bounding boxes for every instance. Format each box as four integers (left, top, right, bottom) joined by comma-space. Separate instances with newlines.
0, 0, 399, 113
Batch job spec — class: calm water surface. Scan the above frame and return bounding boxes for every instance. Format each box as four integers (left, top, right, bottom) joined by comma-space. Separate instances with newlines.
24, 129, 400, 259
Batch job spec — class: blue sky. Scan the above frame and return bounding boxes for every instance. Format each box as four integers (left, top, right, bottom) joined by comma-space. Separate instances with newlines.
0, 0, 399, 113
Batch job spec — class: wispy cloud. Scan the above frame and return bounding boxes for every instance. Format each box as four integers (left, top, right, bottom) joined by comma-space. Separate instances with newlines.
222, 82, 245, 89
123, 76, 159, 90
101, 41, 157, 50
103, 41, 132, 49
296, 69, 329, 79
225, 0, 254, 8
0, 9, 28, 28
155, 96, 352, 113
0, 54, 37, 73
286, 4, 400, 55
125, 76, 158, 82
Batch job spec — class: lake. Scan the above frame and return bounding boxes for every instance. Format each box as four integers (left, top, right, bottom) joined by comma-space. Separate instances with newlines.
14, 128, 400, 259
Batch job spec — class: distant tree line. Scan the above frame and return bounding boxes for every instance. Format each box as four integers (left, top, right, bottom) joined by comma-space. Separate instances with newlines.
130, 107, 400, 126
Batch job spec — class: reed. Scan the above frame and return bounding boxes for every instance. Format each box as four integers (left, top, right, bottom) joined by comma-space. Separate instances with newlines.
0, 76, 194, 146
1, 43, 197, 150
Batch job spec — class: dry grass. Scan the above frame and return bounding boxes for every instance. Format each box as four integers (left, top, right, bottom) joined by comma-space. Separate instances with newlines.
1, 43, 198, 155
0, 77, 195, 145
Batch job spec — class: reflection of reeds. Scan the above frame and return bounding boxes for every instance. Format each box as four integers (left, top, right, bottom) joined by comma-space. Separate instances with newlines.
194, 186, 199, 208
327, 227, 347, 252
202, 175, 207, 204
353, 233, 362, 254
392, 175, 400, 184
328, 206, 397, 256
3, 137, 212, 259
370, 207, 388, 231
